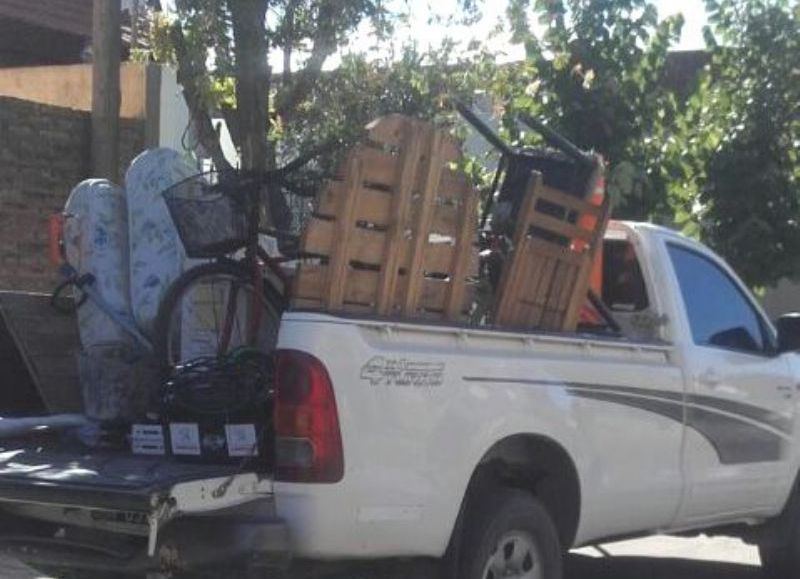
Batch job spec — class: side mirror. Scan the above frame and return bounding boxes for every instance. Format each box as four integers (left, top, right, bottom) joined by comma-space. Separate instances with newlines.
777, 313, 800, 353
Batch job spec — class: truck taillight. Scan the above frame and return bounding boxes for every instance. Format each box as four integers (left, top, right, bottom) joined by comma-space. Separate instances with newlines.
274, 350, 344, 483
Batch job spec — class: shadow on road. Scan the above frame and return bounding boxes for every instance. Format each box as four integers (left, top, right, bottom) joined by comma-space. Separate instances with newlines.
566, 553, 761, 579
290, 553, 762, 579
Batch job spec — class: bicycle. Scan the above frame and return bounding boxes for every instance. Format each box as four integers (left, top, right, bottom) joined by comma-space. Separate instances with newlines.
154, 165, 305, 371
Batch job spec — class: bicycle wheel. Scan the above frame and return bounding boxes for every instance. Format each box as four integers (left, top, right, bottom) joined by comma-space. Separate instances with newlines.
153, 260, 285, 370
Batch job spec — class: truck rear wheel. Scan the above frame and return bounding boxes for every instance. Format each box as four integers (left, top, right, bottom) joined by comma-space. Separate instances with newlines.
760, 538, 800, 578
455, 488, 562, 579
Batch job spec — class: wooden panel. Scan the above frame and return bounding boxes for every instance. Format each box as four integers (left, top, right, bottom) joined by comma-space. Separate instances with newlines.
339, 303, 376, 315
304, 218, 460, 273
494, 173, 543, 325
366, 114, 409, 148
515, 251, 548, 325
335, 146, 397, 190
360, 147, 399, 189
539, 185, 604, 218
376, 123, 427, 314
294, 264, 379, 306
540, 260, 573, 329
317, 181, 392, 226
413, 278, 447, 311
439, 169, 470, 201
530, 211, 595, 243
325, 156, 364, 308
430, 203, 460, 237
303, 218, 391, 266
402, 129, 447, 315
295, 113, 481, 323
422, 242, 457, 274
445, 188, 479, 319
296, 264, 476, 314
525, 256, 557, 327
523, 238, 585, 267
552, 262, 578, 328
416, 278, 477, 313
292, 297, 325, 310
493, 168, 610, 332
563, 196, 611, 330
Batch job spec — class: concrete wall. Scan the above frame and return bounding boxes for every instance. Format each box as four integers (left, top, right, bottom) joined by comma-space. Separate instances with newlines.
0, 96, 144, 292
0, 62, 148, 119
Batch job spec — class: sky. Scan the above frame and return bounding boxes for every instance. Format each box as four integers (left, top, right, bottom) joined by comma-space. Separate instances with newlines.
323, 0, 709, 70
162, 0, 709, 71
385, 0, 708, 56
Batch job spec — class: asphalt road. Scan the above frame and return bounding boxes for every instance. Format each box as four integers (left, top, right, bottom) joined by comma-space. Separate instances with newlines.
0, 535, 763, 578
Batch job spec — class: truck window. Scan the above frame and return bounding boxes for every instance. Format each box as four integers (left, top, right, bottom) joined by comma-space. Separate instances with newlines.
667, 243, 769, 355
602, 239, 649, 312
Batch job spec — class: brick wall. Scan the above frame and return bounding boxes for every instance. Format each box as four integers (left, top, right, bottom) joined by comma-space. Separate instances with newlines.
0, 96, 143, 291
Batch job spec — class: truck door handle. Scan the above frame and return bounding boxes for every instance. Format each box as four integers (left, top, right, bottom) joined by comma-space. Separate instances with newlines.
698, 368, 722, 387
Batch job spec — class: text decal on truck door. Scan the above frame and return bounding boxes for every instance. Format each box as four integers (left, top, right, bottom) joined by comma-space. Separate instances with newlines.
360, 356, 445, 388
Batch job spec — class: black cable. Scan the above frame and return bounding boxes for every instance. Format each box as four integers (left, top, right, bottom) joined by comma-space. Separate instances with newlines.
162, 350, 273, 417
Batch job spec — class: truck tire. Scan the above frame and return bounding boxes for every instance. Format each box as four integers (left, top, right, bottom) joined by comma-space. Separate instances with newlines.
759, 480, 800, 579
761, 531, 800, 578
456, 488, 562, 579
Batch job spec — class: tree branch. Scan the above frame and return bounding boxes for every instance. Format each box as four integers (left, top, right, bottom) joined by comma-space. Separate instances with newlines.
276, 0, 338, 122
282, 0, 300, 85
170, 24, 233, 173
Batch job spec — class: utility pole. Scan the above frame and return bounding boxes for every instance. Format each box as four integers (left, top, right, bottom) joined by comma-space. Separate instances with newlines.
91, 0, 122, 181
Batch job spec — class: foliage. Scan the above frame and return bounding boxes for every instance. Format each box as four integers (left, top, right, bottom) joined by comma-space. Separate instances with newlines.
142, 0, 495, 231
500, 0, 685, 220
280, 41, 499, 181
145, 0, 394, 173
666, 0, 800, 287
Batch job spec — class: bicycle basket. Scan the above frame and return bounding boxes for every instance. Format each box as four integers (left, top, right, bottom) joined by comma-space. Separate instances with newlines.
162, 173, 250, 258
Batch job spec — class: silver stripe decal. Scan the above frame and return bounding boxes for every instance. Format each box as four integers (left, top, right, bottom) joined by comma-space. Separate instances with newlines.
463, 376, 792, 464
687, 406, 786, 464
462, 377, 792, 434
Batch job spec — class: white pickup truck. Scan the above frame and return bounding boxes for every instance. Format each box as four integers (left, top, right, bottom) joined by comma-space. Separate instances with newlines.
1, 220, 799, 579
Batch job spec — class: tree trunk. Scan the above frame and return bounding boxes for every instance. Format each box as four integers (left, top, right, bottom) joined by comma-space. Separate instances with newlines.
231, 0, 270, 174
91, 0, 121, 181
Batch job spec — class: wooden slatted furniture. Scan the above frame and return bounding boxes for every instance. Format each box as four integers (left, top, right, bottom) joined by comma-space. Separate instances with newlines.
494, 170, 610, 332
292, 114, 479, 321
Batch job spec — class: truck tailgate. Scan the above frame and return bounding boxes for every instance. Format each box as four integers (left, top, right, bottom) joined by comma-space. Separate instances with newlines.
0, 444, 286, 574
0, 445, 262, 512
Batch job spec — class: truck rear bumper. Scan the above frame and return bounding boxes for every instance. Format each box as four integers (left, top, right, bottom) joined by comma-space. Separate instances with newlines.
0, 446, 289, 574
0, 510, 291, 574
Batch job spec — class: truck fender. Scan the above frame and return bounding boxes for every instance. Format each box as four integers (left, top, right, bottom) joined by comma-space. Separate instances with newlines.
443, 433, 582, 575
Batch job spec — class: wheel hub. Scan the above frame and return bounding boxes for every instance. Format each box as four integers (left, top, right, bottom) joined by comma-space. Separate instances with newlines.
482, 531, 543, 579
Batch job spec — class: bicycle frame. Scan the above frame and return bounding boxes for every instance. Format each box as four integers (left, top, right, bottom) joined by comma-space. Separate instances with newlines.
217, 178, 289, 357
